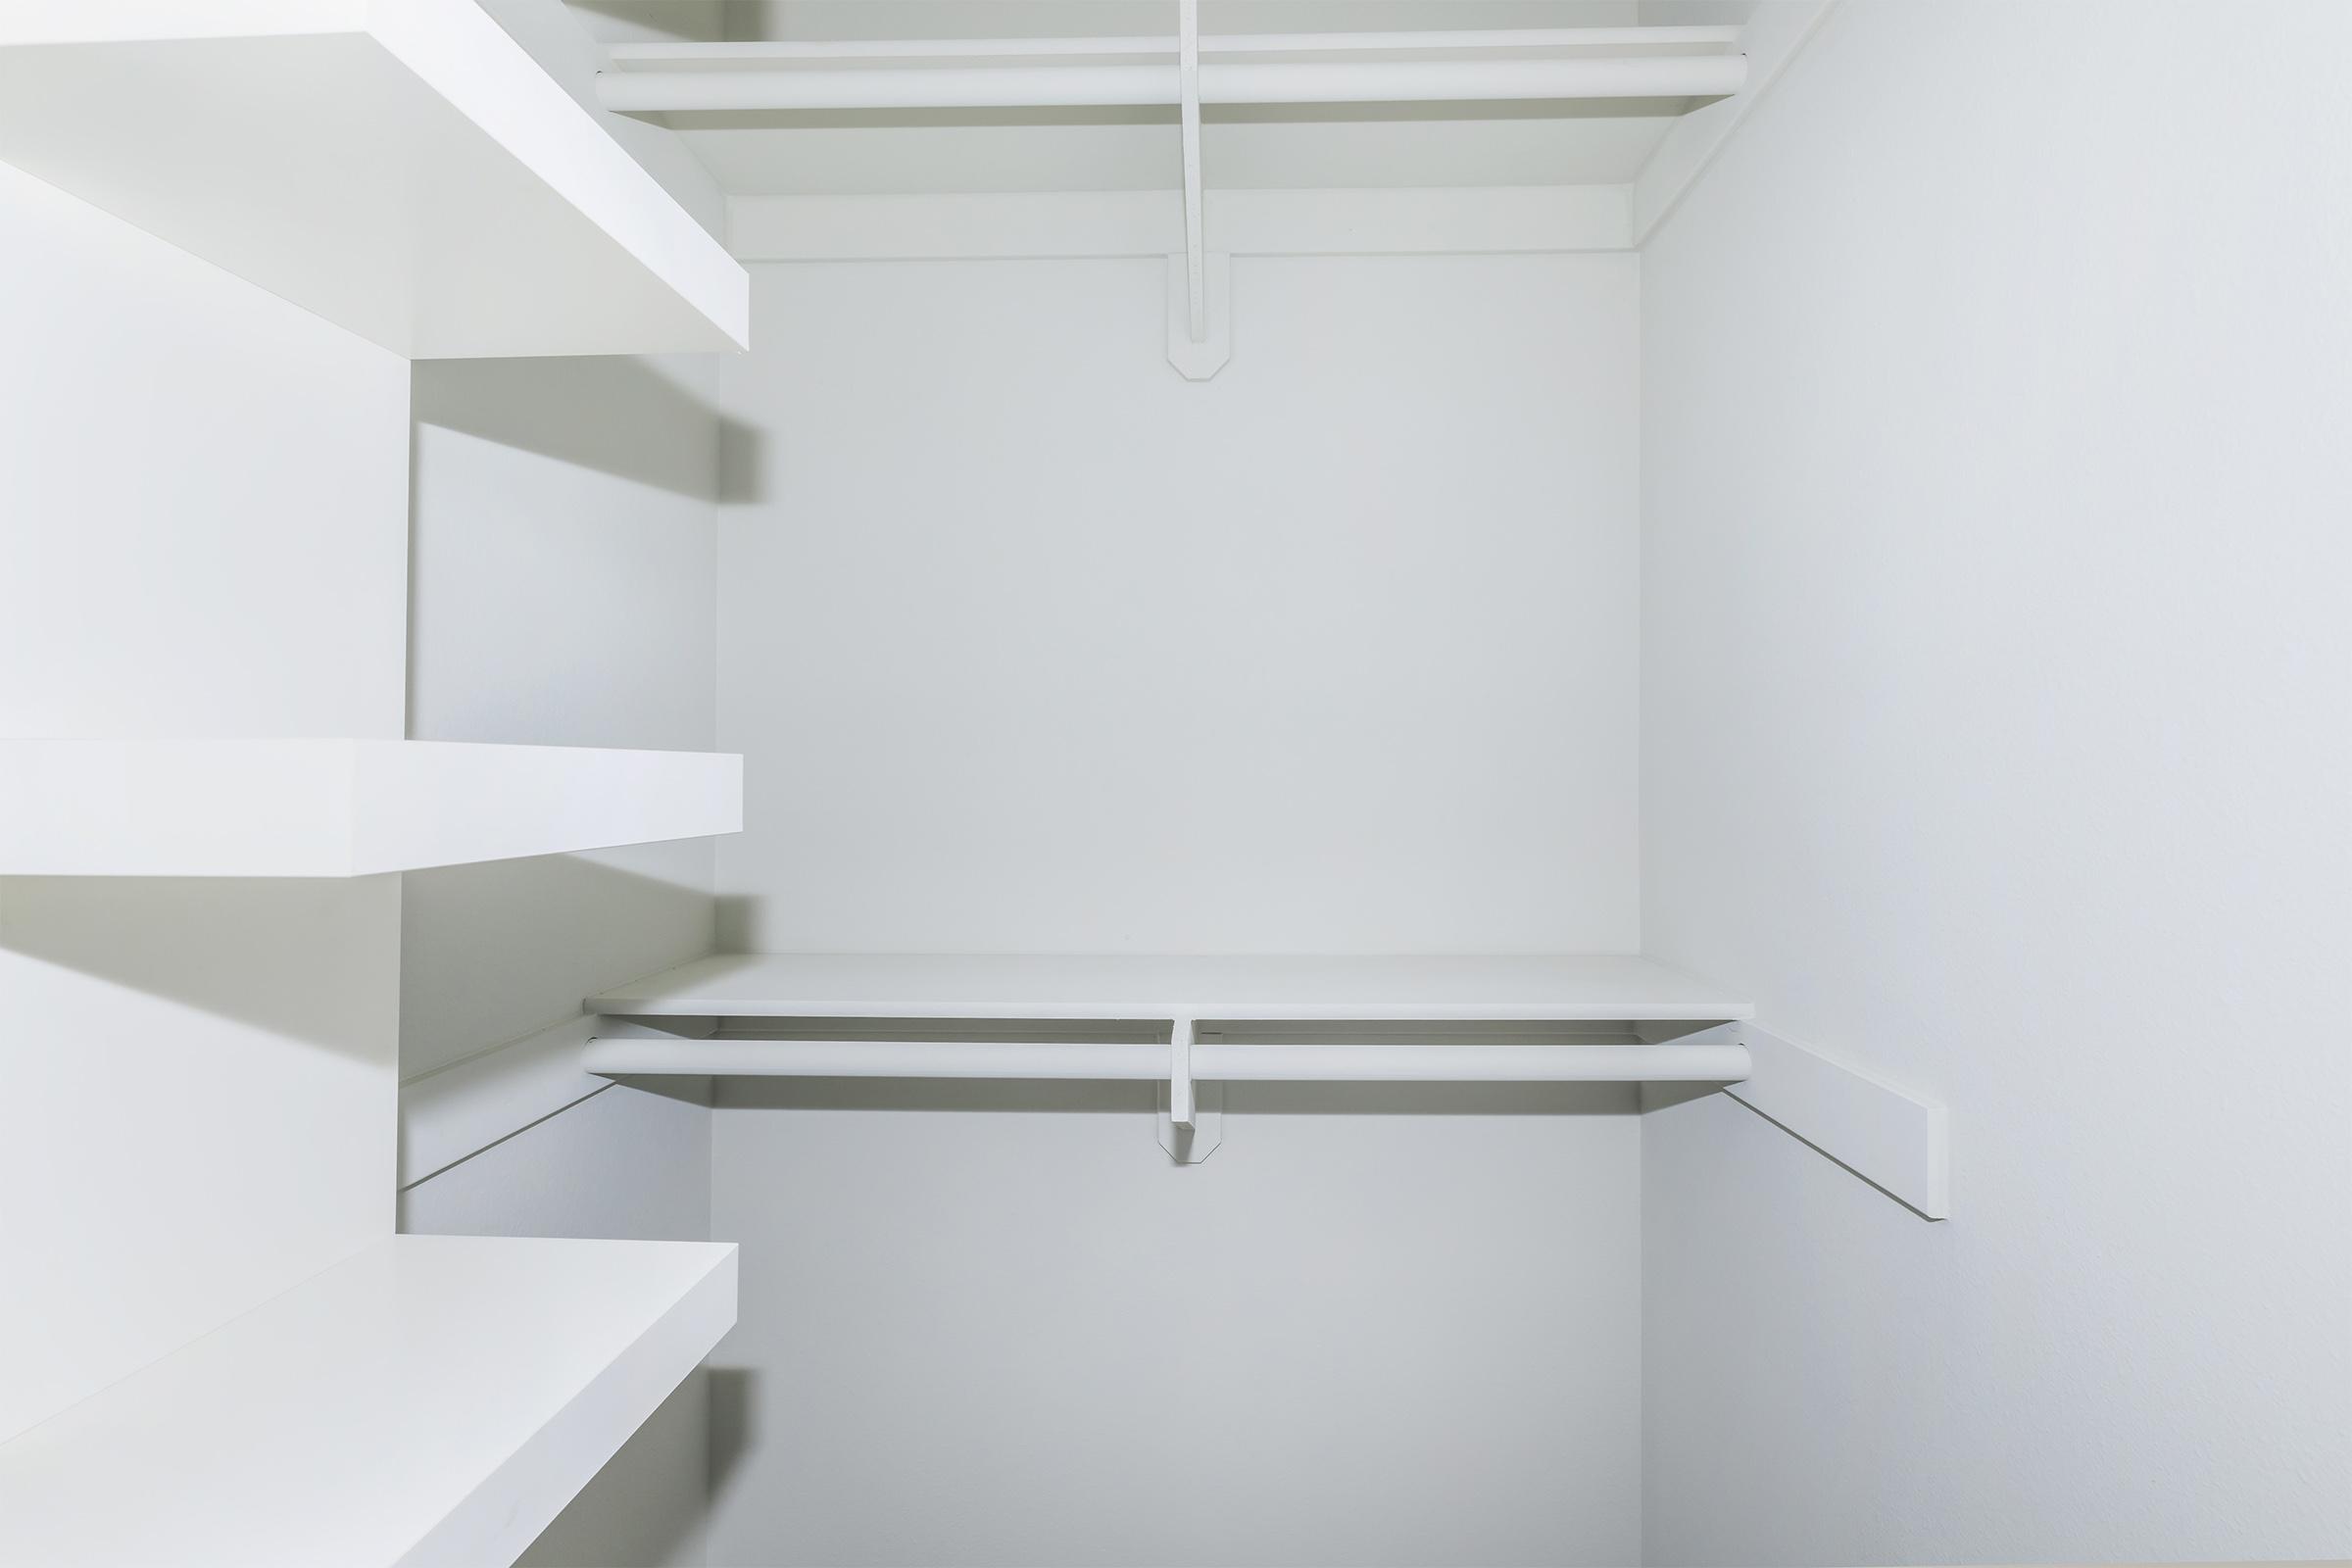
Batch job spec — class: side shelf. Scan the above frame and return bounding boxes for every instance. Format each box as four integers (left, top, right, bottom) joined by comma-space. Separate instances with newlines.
0, 738, 743, 875
0, 1234, 737, 1568
0, 0, 748, 359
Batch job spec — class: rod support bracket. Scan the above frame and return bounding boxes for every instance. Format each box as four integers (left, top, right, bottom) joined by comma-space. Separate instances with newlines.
1167, 1017, 1194, 1125
1156, 1079, 1222, 1163
1166, 252, 1231, 379
1158, 1019, 1221, 1163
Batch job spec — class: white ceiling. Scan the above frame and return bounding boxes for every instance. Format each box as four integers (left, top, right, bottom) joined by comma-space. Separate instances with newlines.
569, 0, 1754, 195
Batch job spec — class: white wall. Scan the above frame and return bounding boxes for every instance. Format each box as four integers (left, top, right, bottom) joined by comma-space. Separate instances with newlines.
400, 356, 723, 1080
713, 253, 1642, 954
0, 166, 409, 741
384, 14, 730, 1561
0, 161, 407, 1442
1640, 3, 2352, 1563
703, 251, 1647, 1565
710, 1079, 1643, 1568
398, 352, 724, 1566
401, 1083, 716, 1568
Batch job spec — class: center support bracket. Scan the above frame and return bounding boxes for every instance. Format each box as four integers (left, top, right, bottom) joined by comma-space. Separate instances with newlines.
1156, 1017, 1224, 1162
1166, 253, 1231, 380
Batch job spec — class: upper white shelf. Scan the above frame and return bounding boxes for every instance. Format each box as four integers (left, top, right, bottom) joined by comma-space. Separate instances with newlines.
588, 952, 1754, 1023
0, 1235, 737, 1568
0, 738, 742, 876
596, 24, 1746, 114
0, 0, 749, 359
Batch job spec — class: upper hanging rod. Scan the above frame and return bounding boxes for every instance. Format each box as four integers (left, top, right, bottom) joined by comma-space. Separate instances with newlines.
604, 26, 1742, 64
597, 28, 1747, 114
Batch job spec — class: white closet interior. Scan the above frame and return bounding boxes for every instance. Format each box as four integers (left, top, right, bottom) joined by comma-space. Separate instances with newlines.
0, 2, 2344, 1566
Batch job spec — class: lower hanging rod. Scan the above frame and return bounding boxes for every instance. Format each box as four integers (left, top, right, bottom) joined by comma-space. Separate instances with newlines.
581, 1037, 1750, 1083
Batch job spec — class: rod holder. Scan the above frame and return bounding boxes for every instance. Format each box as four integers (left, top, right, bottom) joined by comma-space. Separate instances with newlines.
1167, 1016, 1195, 1126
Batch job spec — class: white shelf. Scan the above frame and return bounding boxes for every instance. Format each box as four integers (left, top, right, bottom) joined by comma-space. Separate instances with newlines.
0, 739, 742, 876
0, 1234, 737, 1568
596, 24, 1748, 112
589, 952, 1754, 1023
583, 955, 1755, 1092
0, 0, 748, 359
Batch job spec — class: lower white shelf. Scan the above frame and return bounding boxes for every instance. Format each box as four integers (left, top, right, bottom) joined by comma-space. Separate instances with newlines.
582, 953, 1757, 1090
587, 952, 1757, 1022
0, 738, 743, 875
581, 1034, 1753, 1084
0, 1234, 738, 1568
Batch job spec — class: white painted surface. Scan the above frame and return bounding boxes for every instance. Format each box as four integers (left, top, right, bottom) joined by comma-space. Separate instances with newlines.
654, 0, 1688, 196
401, 353, 725, 1084
478, 0, 728, 240
598, 43, 1744, 112
610, 24, 1740, 63
517, 1374, 716, 1568
587, 1032, 1750, 1082
1725, 1023, 1946, 1219
400, 1013, 606, 1187
0, 876, 400, 1445
728, 184, 1632, 260
399, 1082, 719, 1568
0, 159, 407, 1441
0, 160, 409, 742
682, 109, 1687, 197
0, 738, 740, 876
401, 347, 725, 1562
698, 247, 1645, 1562
592, 952, 1749, 1019
1641, 1, 2352, 1560
712, 253, 1642, 953
561, 0, 726, 49
707, 1081, 1643, 1566
399, 1076, 714, 1245
0, 0, 747, 356
399, 354, 725, 1065
722, 0, 1647, 35
1629, 0, 1832, 241
0, 1234, 737, 1568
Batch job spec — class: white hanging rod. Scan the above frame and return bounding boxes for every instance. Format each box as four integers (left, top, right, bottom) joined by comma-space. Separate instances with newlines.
604, 26, 1742, 66
580, 1038, 1752, 1083
599, 58, 1742, 113
597, 48, 1745, 115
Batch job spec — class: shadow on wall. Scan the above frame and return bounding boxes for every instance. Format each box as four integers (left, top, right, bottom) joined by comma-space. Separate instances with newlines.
411, 356, 763, 505
0, 875, 396, 1059
516, 1367, 718, 1568
707, 1365, 758, 1503
564, 0, 725, 43
401, 849, 717, 1079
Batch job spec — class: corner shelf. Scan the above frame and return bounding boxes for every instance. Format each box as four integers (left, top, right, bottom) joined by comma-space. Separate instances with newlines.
0, 1235, 737, 1568
0, 738, 742, 876
0, 0, 749, 359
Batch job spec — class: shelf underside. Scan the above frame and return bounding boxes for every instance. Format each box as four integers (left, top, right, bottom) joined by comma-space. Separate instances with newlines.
0, 0, 748, 358
603, 23, 1746, 198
